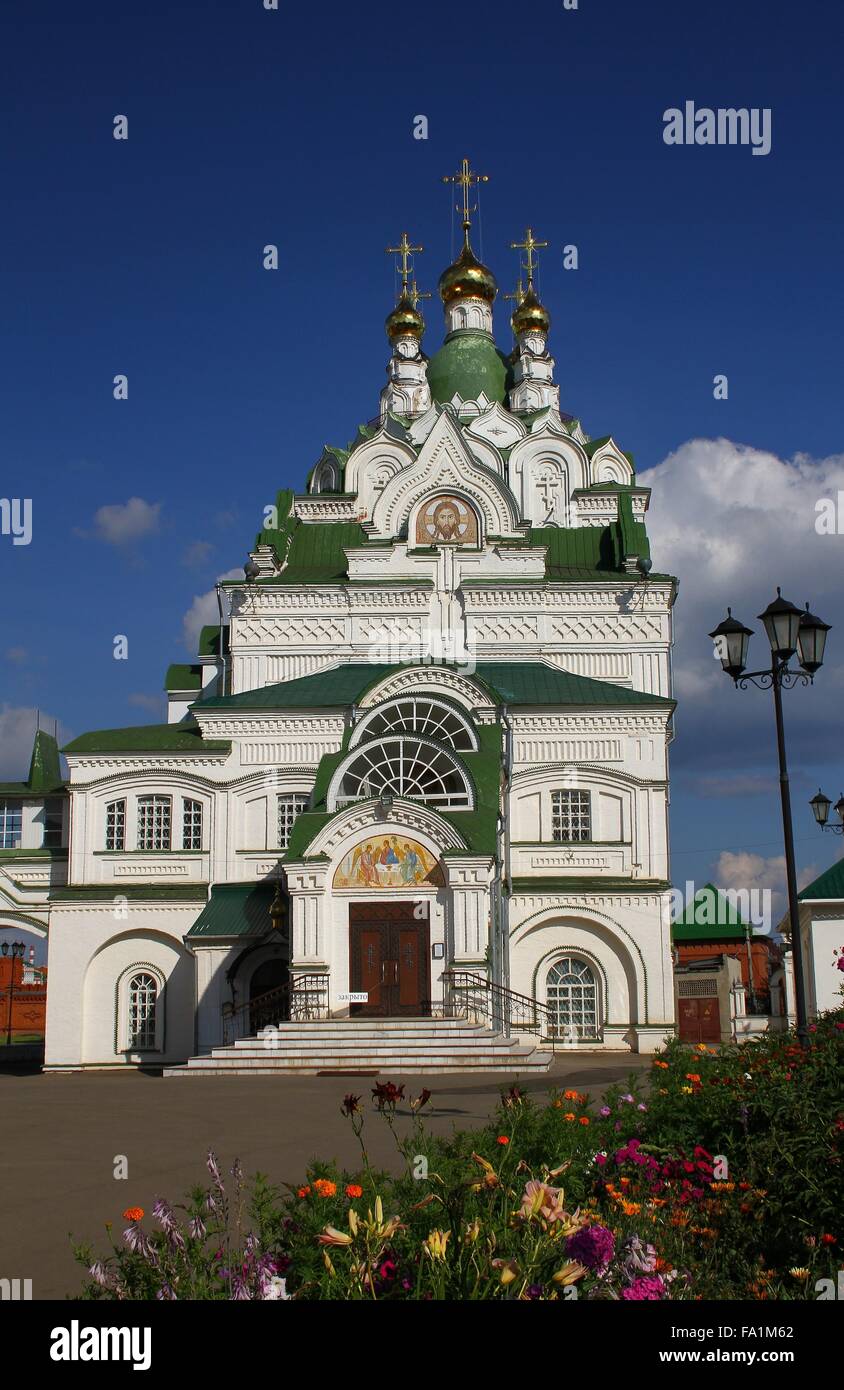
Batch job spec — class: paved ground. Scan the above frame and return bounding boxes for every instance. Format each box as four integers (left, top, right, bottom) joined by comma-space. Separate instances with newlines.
1, 1054, 650, 1300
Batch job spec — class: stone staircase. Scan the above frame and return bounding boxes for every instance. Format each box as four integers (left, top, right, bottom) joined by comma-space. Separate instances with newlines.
163, 1017, 553, 1076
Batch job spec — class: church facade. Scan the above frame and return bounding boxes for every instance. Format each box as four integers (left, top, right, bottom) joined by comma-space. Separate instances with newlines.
27, 169, 678, 1067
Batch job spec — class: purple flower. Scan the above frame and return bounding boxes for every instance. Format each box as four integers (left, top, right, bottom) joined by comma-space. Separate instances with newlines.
152, 1198, 177, 1232
189, 1216, 207, 1240
565, 1224, 615, 1274
599, 1105, 611, 1117
207, 1150, 223, 1187
526, 1283, 544, 1299
621, 1275, 665, 1301
620, 1234, 657, 1283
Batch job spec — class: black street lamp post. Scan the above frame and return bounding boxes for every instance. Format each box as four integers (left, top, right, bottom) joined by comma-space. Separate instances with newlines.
1, 940, 27, 1047
709, 591, 831, 1048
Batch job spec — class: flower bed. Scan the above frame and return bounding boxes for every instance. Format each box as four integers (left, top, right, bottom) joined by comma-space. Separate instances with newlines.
73, 1012, 844, 1300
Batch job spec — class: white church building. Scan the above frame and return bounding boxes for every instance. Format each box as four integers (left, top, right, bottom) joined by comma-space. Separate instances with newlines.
4, 168, 680, 1069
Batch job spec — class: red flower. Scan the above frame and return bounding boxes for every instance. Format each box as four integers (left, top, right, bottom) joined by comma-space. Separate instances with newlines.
497, 1135, 510, 1145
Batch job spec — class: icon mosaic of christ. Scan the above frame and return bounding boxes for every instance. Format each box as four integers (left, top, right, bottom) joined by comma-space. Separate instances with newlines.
333, 836, 443, 889
416, 494, 478, 546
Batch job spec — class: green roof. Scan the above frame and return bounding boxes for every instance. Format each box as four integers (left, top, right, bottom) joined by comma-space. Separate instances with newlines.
51, 884, 207, 901
672, 883, 749, 942
63, 717, 230, 756
185, 882, 277, 939
165, 664, 202, 692
199, 661, 674, 713
798, 859, 844, 902
197, 625, 227, 658
0, 731, 65, 797
426, 331, 512, 407
246, 491, 369, 584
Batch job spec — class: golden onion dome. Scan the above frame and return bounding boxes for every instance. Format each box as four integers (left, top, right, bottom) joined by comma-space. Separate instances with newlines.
511, 286, 550, 338
438, 242, 498, 306
386, 294, 425, 342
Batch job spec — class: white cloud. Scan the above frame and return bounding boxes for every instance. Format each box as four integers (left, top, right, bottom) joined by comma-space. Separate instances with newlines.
713, 849, 823, 929
641, 438, 844, 768
0, 706, 72, 781
182, 540, 214, 570
128, 692, 166, 716
182, 569, 242, 653
92, 497, 161, 546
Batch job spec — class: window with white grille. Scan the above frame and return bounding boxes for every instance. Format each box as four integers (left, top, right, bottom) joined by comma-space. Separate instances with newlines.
551, 789, 591, 842
183, 798, 203, 850
546, 957, 599, 1041
0, 800, 22, 850
105, 799, 126, 851
277, 794, 309, 850
127, 972, 158, 1050
137, 796, 171, 850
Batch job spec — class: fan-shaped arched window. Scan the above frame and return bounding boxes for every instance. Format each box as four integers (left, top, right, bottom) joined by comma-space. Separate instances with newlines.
351, 698, 477, 751
127, 972, 158, 1050
546, 957, 599, 1041
330, 736, 473, 810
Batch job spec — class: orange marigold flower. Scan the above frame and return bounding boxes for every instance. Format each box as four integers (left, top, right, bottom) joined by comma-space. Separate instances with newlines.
621, 1201, 641, 1216
562, 1113, 576, 1122
653, 1060, 669, 1069
579, 1116, 590, 1126
122, 1207, 144, 1223
563, 1089, 580, 1101
297, 1186, 311, 1198
313, 1178, 337, 1197
497, 1135, 509, 1145
685, 1074, 701, 1083
345, 1183, 363, 1199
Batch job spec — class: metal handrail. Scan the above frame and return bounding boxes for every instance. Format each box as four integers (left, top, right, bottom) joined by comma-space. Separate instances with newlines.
440, 970, 574, 1049
221, 973, 330, 1044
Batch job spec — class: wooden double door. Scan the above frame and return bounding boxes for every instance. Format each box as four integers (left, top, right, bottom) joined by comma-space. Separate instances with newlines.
349, 902, 431, 1017
677, 996, 721, 1043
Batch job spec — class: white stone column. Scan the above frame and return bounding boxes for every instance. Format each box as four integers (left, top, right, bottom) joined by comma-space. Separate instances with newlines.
193, 942, 239, 1052
444, 856, 495, 970
285, 862, 329, 965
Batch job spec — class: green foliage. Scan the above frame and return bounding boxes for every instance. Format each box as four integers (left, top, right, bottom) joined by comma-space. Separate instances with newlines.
73, 1012, 844, 1300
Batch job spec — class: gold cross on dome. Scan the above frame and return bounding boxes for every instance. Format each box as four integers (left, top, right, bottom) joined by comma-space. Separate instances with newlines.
408, 279, 431, 309
442, 157, 490, 245
505, 276, 527, 306
510, 226, 548, 288
386, 232, 423, 294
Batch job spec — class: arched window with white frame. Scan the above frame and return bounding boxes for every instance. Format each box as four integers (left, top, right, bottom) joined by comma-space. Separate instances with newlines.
329, 736, 473, 810
350, 697, 477, 752
118, 968, 164, 1052
545, 957, 599, 1041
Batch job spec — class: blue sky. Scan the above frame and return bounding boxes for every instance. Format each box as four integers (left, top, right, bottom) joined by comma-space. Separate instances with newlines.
2, 0, 843, 910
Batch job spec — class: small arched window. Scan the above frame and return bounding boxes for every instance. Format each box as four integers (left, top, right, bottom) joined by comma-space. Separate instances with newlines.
127, 972, 158, 1050
546, 957, 599, 1041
